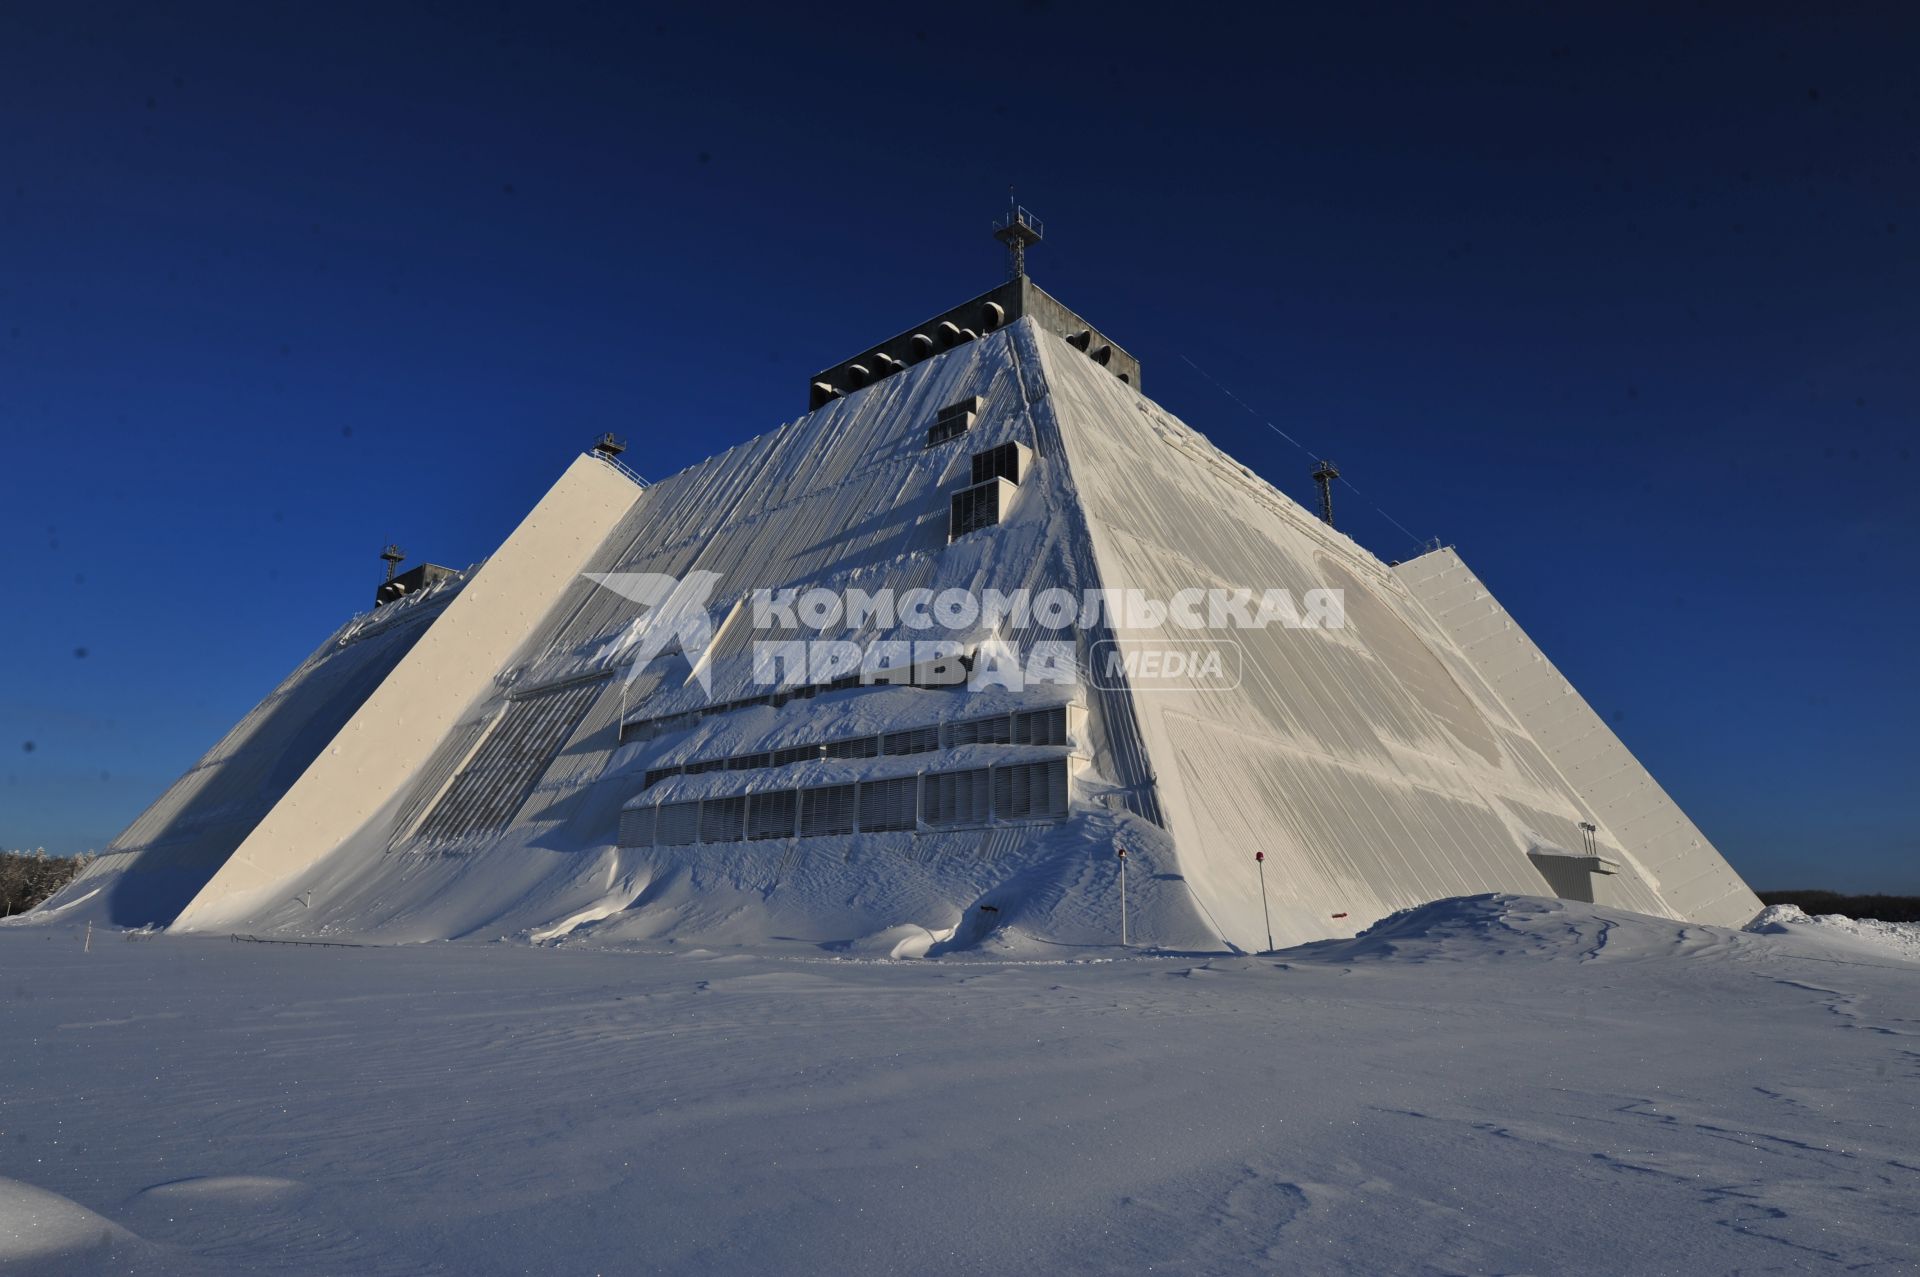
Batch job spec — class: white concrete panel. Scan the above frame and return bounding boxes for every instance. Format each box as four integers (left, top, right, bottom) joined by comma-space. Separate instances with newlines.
32, 576, 463, 927
172, 456, 642, 929
1394, 548, 1761, 928
104, 304, 1757, 953
1034, 329, 1688, 948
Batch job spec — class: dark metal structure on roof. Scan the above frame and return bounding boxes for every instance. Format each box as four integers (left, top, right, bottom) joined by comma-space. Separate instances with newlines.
808, 276, 1140, 410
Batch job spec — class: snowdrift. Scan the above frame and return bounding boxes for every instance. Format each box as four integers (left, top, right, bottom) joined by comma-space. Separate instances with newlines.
1283, 892, 1916, 968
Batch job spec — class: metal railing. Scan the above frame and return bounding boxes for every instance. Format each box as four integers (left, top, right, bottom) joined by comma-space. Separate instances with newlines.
993, 206, 1044, 238
590, 448, 650, 487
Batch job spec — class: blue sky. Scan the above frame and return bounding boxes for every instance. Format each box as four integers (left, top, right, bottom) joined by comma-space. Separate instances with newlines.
1, 3, 1914, 890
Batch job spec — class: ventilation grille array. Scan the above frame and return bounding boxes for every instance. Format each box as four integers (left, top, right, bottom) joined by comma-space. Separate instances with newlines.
410, 678, 606, 845
971, 441, 1024, 486
640, 706, 1069, 790
747, 790, 797, 840
993, 759, 1070, 821
945, 715, 1011, 747
949, 480, 1006, 540
923, 768, 991, 826
699, 795, 746, 843
857, 777, 919, 832
619, 662, 975, 745
620, 756, 1070, 848
925, 396, 981, 447
800, 784, 857, 837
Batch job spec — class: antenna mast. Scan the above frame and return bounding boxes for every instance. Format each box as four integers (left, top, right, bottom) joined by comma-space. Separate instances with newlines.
380, 543, 407, 581
991, 189, 1044, 281
1311, 460, 1341, 527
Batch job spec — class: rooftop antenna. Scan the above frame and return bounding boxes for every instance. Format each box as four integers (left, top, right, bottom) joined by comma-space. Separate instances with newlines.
992, 187, 1043, 281
1311, 459, 1341, 527
592, 432, 628, 458
380, 543, 407, 581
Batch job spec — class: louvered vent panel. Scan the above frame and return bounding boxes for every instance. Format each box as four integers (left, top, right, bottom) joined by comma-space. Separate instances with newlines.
800, 785, 857, 837
747, 791, 797, 840
656, 802, 700, 846
945, 714, 1012, 747
993, 758, 1070, 821
412, 679, 607, 844
925, 396, 980, 447
882, 726, 940, 756
970, 441, 1023, 486
387, 714, 493, 849
1013, 705, 1068, 746
923, 768, 991, 826
617, 804, 655, 848
949, 480, 1003, 540
700, 795, 746, 843
858, 777, 918, 832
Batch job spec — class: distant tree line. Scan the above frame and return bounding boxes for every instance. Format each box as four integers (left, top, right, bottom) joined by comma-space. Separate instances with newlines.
1758, 890, 1920, 923
0, 850, 92, 916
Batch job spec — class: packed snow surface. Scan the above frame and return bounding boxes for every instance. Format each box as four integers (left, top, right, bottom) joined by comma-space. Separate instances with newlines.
2, 895, 1916, 1274
1746, 902, 1920, 962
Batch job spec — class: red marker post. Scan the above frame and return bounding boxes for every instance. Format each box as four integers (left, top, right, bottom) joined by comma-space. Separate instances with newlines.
1255, 851, 1273, 954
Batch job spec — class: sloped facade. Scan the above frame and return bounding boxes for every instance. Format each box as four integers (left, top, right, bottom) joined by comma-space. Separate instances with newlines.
41, 280, 1760, 949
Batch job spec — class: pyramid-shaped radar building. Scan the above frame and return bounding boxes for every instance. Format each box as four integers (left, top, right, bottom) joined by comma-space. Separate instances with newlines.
42, 274, 1761, 951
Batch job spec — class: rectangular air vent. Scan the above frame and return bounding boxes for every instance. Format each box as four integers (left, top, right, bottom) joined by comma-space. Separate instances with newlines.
747, 791, 797, 840
1013, 705, 1068, 746
882, 726, 940, 756
800, 784, 857, 837
656, 801, 701, 846
923, 768, 991, 826
617, 804, 655, 848
944, 714, 1012, 747
858, 777, 918, 832
925, 396, 981, 447
700, 795, 746, 842
970, 441, 1031, 487
411, 678, 607, 845
993, 757, 1069, 821
949, 477, 1014, 541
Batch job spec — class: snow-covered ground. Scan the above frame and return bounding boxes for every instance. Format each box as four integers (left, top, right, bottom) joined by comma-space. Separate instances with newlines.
2, 895, 1916, 1274
1747, 902, 1920, 962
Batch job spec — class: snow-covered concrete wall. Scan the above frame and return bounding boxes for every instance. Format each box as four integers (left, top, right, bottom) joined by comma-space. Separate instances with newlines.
1035, 331, 1688, 949
32, 578, 462, 927
171, 455, 643, 931
76, 300, 1755, 953
1394, 548, 1761, 929
159, 320, 1212, 949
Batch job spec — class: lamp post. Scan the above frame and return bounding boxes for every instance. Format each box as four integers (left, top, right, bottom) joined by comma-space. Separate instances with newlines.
1255, 851, 1274, 954
1116, 846, 1129, 948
